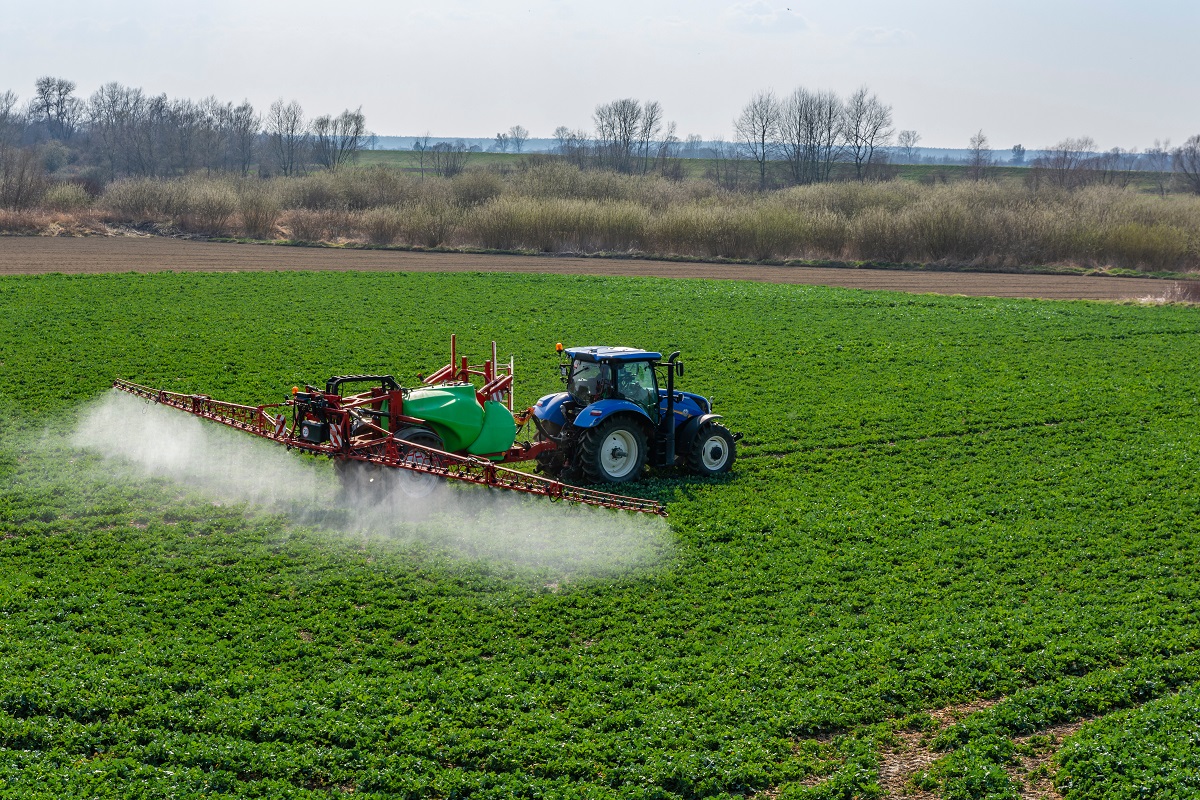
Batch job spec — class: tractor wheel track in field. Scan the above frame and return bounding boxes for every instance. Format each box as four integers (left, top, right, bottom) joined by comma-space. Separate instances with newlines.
0, 236, 1189, 301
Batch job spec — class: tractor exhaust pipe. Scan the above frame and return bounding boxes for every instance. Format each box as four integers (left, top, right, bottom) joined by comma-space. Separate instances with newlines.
664, 351, 681, 466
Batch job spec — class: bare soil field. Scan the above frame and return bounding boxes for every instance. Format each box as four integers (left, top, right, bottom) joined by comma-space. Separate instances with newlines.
0, 236, 1183, 301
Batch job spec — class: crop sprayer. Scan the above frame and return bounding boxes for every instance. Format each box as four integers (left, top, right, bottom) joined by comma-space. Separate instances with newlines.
113, 337, 740, 517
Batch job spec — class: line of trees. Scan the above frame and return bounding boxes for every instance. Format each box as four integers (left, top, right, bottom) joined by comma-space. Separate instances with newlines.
4, 74, 1200, 210
1028, 135, 1200, 194
545, 87, 897, 190
548, 99, 683, 178
731, 86, 894, 189
955, 129, 1200, 194
0, 76, 371, 185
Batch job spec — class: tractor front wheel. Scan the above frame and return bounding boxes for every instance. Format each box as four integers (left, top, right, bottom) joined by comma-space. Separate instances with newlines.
688, 421, 736, 476
579, 418, 648, 484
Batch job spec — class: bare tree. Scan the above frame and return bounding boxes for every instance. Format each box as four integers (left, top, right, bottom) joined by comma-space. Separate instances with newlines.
1031, 136, 1097, 189
776, 87, 844, 185
0, 143, 47, 208
897, 130, 921, 163
31, 76, 83, 141
553, 125, 590, 167
810, 91, 844, 182
228, 101, 259, 177
655, 120, 681, 178
553, 126, 570, 154
735, 90, 780, 190
967, 129, 993, 180
429, 140, 470, 177
89, 82, 136, 179
1140, 140, 1171, 196
1175, 135, 1200, 194
128, 93, 169, 178
1011, 144, 1026, 165
636, 102, 663, 174
1090, 147, 1136, 188
776, 87, 814, 184
0, 91, 21, 145
165, 97, 204, 175
311, 107, 367, 171
493, 132, 510, 153
842, 86, 893, 181
267, 99, 307, 176
508, 125, 529, 154
594, 98, 643, 173
193, 96, 226, 173
681, 134, 704, 159
591, 99, 669, 174
413, 132, 432, 177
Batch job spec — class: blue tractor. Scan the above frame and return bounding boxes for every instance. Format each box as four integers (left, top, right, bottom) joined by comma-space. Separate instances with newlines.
530, 346, 739, 484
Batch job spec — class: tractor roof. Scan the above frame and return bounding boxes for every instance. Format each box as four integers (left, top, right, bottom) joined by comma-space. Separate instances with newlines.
565, 346, 662, 363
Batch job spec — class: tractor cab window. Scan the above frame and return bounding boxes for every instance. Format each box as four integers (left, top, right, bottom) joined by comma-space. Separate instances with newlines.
616, 361, 658, 415
568, 360, 604, 405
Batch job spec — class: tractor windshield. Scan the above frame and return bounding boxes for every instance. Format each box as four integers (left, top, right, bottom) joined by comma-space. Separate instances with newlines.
568, 360, 604, 405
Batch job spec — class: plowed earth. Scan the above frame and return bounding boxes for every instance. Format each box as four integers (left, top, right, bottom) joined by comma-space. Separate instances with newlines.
0, 236, 1179, 300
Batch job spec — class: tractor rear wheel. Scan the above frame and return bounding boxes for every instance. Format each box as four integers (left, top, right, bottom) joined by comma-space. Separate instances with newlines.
578, 417, 647, 484
688, 421, 736, 476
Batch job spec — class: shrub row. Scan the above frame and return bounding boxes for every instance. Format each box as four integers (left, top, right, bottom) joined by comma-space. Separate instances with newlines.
5, 166, 1199, 272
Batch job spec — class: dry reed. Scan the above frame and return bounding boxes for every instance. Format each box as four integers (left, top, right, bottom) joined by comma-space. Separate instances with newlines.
39, 166, 1191, 273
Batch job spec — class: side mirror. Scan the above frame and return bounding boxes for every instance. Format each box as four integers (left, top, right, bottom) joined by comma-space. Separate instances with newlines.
676, 362, 684, 377
559, 364, 569, 377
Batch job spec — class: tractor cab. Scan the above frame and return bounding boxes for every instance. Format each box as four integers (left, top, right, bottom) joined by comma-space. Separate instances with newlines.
533, 344, 738, 483
563, 346, 661, 417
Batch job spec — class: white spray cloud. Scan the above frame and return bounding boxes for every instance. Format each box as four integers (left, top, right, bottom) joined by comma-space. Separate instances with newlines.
73, 391, 672, 576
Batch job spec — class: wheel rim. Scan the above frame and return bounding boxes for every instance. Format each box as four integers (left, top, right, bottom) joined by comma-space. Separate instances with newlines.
396, 434, 442, 498
397, 450, 439, 498
600, 429, 639, 479
700, 434, 728, 470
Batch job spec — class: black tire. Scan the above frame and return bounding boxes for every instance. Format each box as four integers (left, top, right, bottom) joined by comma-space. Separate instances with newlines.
393, 427, 445, 499
335, 459, 387, 501
578, 416, 648, 484
687, 421, 736, 476
534, 434, 565, 478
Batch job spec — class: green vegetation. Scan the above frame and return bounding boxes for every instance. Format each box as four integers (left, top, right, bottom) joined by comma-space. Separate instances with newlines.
355, 149, 1081, 188
1058, 687, 1200, 799
1, 271, 1199, 798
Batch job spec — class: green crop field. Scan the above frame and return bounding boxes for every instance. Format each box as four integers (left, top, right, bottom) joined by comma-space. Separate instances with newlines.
1, 270, 1199, 798
350, 150, 1170, 193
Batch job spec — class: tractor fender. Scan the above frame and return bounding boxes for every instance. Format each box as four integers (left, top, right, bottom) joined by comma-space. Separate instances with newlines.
676, 413, 724, 451
532, 392, 570, 427
569, 399, 655, 430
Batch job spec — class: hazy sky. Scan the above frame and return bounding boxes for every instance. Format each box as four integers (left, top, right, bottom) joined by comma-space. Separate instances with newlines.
3, 0, 1196, 150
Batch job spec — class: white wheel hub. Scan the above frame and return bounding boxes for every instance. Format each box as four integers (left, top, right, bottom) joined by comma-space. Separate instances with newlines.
600, 429, 639, 479
700, 434, 729, 470
397, 446, 440, 498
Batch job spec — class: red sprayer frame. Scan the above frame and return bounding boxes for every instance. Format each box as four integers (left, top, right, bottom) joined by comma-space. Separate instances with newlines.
111, 341, 665, 516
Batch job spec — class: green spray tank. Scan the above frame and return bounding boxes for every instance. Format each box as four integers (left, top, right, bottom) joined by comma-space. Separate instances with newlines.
401, 383, 516, 458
